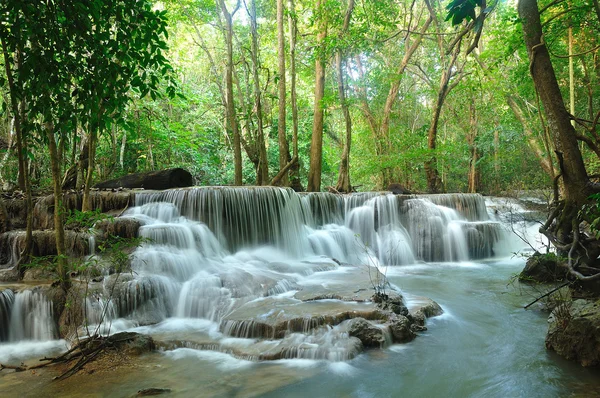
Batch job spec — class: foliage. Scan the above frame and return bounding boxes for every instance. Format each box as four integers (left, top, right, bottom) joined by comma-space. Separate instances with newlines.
0, 0, 596, 195
65, 210, 113, 232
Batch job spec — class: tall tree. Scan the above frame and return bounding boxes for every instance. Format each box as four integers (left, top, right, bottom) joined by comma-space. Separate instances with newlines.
334, 0, 355, 193
275, 0, 290, 186
423, 0, 467, 193
218, 0, 243, 185
0, 1, 175, 289
246, 0, 269, 184
287, 0, 302, 191
0, 30, 33, 272
307, 0, 328, 192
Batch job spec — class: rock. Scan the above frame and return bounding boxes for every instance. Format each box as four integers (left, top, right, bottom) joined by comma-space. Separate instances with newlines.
546, 299, 600, 366
137, 388, 171, 396
347, 318, 386, 348
22, 267, 57, 281
94, 218, 141, 241
373, 293, 409, 316
410, 298, 444, 327
0, 268, 19, 282
0, 197, 9, 233
389, 315, 416, 343
33, 191, 135, 230
5, 198, 27, 229
221, 297, 387, 339
109, 332, 155, 355
520, 252, 568, 283
388, 183, 412, 195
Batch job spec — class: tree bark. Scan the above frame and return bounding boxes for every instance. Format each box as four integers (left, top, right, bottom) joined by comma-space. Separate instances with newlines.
218, 0, 243, 186
45, 124, 69, 291
287, 0, 302, 191
334, 0, 355, 193
466, 101, 479, 193
307, 0, 328, 192
93, 168, 193, 190
248, 0, 269, 185
424, 1, 464, 193
1, 35, 33, 272
518, 0, 590, 205
276, 0, 290, 186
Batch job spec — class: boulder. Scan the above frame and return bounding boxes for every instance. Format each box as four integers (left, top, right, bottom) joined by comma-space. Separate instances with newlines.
94, 218, 141, 241
389, 314, 416, 343
410, 298, 444, 327
520, 252, 568, 283
4, 197, 27, 229
0, 197, 8, 233
33, 191, 134, 230
109, 332, 156, 355
347, 318, 386, 348
373, 293, 409, 316
546, 299, 600, 366
388, 183, 412, 195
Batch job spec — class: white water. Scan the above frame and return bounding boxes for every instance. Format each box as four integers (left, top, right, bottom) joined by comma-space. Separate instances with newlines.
0, 190, 556, 384
1, 191, 513, 350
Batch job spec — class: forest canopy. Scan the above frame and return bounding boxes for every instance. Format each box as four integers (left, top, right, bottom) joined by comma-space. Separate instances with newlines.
0, 0, 598, 195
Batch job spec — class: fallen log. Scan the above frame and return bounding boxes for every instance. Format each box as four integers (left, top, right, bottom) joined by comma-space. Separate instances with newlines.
93, 168, 193, 190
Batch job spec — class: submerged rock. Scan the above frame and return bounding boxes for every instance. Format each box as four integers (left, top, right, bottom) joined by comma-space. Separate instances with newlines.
546, 299, 600, 367
137, 388, 172, 396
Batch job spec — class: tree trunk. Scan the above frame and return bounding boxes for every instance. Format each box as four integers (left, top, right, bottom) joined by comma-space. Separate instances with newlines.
423, 4, 464, 194
76, 135, 89, 189
307, 0, 327, 192
466, 101, 479, 193
276, 0, 290, 186
82, 127, 97, 212
219, 0, 243, 186
518, 0, 590, 205
45, 124, 69, 291
94, 168, 193, 190
287, 0, 302, 191
248, 0, 269, 185
120, 130, 127, 169
334, 0, 355, 193
1, 36, 33, 272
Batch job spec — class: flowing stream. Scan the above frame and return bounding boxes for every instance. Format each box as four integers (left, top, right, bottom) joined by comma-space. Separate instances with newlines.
1, 188, 599, 396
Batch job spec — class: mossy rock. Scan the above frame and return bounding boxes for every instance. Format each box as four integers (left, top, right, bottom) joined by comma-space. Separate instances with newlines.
520, 252, 568, 283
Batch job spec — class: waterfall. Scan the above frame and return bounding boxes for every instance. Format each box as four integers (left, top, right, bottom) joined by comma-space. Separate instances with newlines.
2, 289, 57, 342
0, 289, 15, 341
2, 188, 518, 361
0, 231, 26, 268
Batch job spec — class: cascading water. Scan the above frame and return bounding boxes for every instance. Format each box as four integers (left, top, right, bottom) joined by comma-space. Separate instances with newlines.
1, 188, 513, 365
72, 189, 509, 359
0, 288, 57, 342
4, 189, 598, 397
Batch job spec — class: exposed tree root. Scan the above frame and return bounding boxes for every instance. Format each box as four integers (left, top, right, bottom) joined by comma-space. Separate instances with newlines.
0, 333, 151, 380
539, 198, 600, 286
